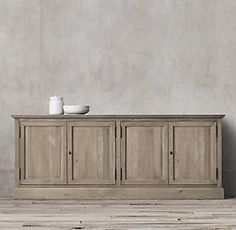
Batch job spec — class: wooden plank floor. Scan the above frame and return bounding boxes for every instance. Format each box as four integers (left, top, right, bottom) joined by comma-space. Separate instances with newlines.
0, 199, 236, 229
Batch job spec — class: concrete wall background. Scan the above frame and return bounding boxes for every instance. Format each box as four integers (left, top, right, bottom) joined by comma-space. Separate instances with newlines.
0, 0, 236, 197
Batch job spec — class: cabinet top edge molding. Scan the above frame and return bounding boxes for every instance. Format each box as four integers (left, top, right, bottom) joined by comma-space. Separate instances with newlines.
12, 114, 225, 120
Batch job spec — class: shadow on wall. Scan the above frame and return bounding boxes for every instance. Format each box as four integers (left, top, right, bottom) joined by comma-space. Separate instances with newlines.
222, 119, 236, 198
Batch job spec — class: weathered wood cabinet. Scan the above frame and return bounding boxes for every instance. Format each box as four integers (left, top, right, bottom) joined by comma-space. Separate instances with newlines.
12, 115, 224, 199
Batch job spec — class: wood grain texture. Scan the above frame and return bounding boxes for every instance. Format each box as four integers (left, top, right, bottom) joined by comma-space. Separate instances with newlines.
1, 199, 235, 229
15, 119, 20, 187
13, 187, 224, 199
217, 118, 223, 187
12, 114, 226, 119
13, 115, 224, 199
68, 122, 115, 185
19, 122, 66, 184
169, 122, 216, 185
121, 122, 168, 185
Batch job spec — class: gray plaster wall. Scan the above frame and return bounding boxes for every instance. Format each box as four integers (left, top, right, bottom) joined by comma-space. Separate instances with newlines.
0, 0, 236, 197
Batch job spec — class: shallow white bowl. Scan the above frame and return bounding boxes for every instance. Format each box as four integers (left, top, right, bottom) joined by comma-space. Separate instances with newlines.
63, 105, 89, 115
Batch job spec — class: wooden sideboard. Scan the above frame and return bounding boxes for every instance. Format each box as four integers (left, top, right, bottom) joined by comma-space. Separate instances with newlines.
12, 114, 225, 199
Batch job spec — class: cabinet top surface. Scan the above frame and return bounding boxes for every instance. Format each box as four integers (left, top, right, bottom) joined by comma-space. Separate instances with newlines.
12, 114, 225, 119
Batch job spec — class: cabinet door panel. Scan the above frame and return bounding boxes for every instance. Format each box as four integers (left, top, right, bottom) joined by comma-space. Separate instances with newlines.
68, 122, 115, 185
169, 122, 217, 185
121, 122, 168, 185
20, 122, 66, 184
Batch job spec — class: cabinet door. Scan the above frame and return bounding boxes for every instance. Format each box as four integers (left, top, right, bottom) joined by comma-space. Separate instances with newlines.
121, 122, 168, 185
169, 122, 217, 185
19, 122, 66, 184
68, 122, 116, 185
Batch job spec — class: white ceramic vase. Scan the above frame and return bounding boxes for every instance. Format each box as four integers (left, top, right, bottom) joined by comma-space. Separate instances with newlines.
49, 96, 64, 115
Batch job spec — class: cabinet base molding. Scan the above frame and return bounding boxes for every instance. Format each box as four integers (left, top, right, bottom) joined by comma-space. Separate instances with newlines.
13, 187, 224, 200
